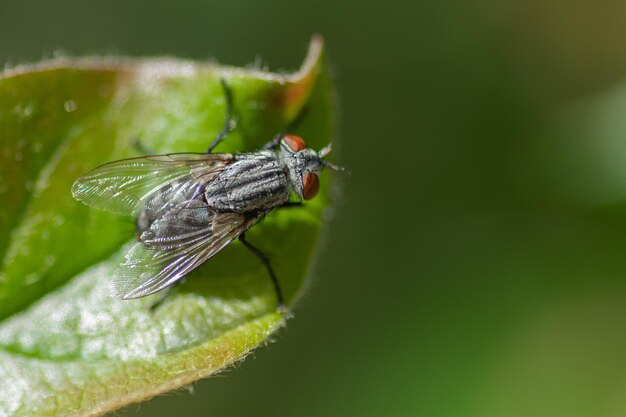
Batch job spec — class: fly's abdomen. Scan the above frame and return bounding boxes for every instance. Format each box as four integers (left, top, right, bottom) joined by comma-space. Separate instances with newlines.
136, 176, 207, 236
205, 153, 290, 213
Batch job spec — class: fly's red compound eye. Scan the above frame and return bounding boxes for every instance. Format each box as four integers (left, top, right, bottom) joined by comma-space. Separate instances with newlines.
283, 134, 307, 152
302, 172, 319, 200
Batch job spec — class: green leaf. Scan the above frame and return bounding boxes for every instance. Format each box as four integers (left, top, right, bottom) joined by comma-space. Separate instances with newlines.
0, 36, 336, 416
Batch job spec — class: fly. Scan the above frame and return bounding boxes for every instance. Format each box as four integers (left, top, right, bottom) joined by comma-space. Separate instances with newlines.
71, 80, 340, 309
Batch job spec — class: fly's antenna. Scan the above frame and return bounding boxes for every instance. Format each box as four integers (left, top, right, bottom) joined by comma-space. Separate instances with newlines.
322, 160, 345, 172
319, 143, 332, 158
319, 143, 347, 173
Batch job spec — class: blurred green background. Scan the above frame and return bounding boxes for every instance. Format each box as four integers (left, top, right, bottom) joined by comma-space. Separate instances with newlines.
4, 0, 626, 416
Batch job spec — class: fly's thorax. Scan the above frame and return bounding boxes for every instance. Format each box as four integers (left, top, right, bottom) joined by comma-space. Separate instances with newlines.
279, 136, 323, 200
204, 151, 290, 213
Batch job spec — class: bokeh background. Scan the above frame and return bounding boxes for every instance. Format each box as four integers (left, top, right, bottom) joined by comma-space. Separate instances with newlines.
4, 1, 626, 416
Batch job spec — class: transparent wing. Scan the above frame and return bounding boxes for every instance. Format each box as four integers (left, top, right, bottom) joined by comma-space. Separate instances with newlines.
112, 202, 260, 299
72, 153, 233, 216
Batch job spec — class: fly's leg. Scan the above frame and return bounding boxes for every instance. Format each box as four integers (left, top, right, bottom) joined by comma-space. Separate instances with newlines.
262, 133, 284, 150
239, 232, 285, 310
207, 78, 237, 153
261, 105, 311, 150
131, 137, 156, 155
281, 201, 303, 208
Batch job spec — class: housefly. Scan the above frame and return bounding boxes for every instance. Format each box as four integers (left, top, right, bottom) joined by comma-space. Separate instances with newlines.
71, 81, 340, 309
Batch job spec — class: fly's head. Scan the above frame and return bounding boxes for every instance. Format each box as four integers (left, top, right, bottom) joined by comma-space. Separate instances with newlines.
278, 134, 341, 200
